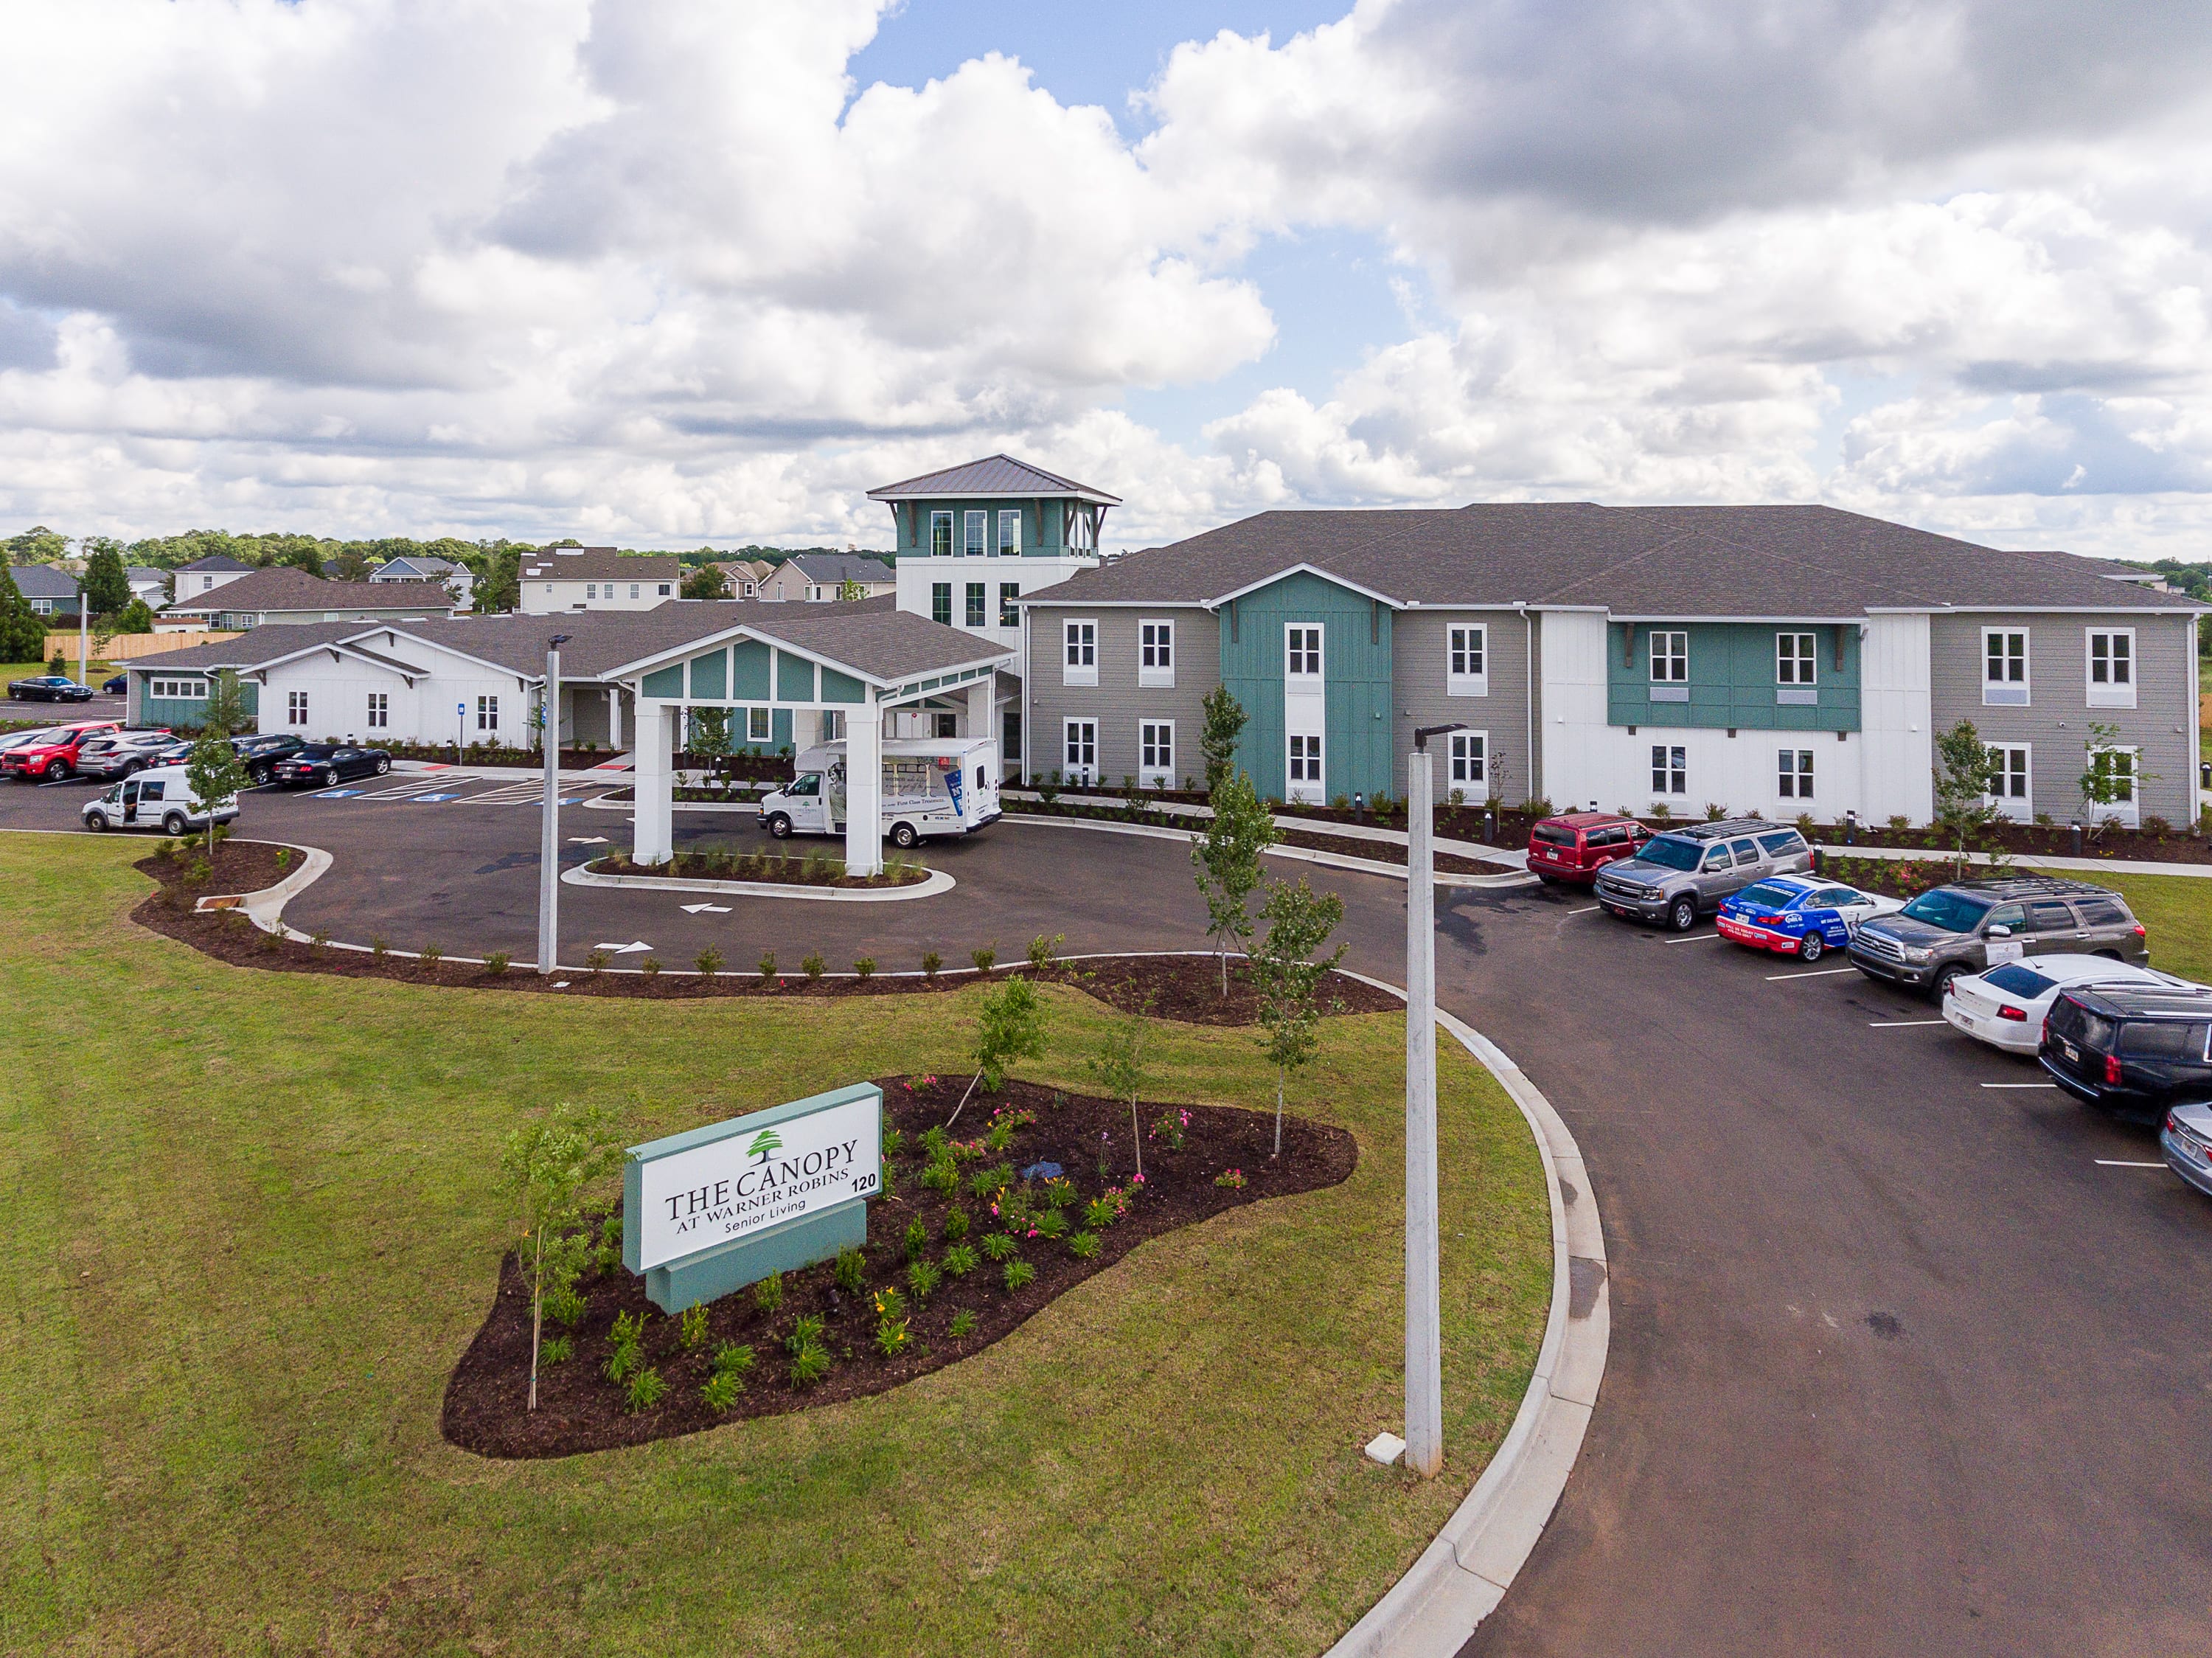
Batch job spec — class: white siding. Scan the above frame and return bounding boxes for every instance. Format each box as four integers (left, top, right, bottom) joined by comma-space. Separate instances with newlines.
1535, 611, 1608, 811
1860, 614, 1933, 824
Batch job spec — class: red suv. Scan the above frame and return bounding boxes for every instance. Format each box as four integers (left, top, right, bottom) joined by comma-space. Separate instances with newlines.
1527, 812, 1652, 885
1, 721, 120, 782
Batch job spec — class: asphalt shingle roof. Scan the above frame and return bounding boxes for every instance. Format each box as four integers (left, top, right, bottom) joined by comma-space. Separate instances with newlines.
785, 553, 896, 585
866, 453, 1121, 504
178, 554, 254, 572
7, 563, 80, 599
196, 567, 460, 615
518, 548, 679, 583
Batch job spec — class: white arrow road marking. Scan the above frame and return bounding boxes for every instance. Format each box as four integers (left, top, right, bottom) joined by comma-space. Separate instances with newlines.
681, 903, 732, 914
568, 836, 608, 844
594, 940, 653, 954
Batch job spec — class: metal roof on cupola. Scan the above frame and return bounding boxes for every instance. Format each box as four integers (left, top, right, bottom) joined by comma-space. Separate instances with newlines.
865, 454, 1121, 506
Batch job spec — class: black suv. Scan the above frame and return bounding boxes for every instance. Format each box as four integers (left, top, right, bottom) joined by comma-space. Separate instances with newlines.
1847, 875, 2147, 999
232, 732, 306, 785
2042, 983, 2212, 1123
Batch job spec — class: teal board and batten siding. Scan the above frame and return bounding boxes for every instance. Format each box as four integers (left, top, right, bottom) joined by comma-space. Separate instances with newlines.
639, 643, 874, 708
889, 497, 1065, 559
1607, 622, 1860, 733
133, 675, 260, 731
1219, 572, 1394, 803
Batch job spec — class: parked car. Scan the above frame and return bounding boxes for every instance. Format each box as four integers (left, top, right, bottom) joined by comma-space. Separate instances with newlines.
102, 673, 128, 695
2040, 982, 2212, 1123
268, 743, 392, 788
1527, 812, 1652, 886
1943, 956, 2193, 1055
1, 721, 121, 781
0, 726, 62, 757
7, 674, 96, 703
74, 730, 177, 781
1715, 874, 1902, 962
2160, 1102, 2212, 1200
232, 732, 307, 785
1848, 875, 2148, 999
1592, 819, 1812, 931
80, 764, 240, 836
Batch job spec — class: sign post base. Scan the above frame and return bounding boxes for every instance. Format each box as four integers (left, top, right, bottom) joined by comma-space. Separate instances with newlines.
644, 1196, 869, 1314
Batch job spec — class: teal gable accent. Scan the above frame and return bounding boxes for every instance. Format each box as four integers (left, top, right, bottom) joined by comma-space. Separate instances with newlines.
776, 653, 816, 703
641, 664, 683, 699
138, 676, 258, 731
1607, 622, 1860, 732
730, 639, 772, 699
687, 648, 726, 701
1218, 572, 1395, 802
819, 667, 864, 704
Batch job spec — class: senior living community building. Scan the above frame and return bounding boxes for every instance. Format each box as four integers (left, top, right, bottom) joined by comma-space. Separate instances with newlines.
126, 457, 2205, 858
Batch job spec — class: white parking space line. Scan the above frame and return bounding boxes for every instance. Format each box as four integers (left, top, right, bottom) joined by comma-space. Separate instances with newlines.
1868, 1019, 1947, 1027
1765, 966, 1858, 981
1567, 905, 1601, 915
1981, 1082, 2058, 1089
2095, 1160, 2167, 1169
1661, 933, 1722, 944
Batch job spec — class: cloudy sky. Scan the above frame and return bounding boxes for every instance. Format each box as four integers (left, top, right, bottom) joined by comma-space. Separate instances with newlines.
5, 0, 2212, 559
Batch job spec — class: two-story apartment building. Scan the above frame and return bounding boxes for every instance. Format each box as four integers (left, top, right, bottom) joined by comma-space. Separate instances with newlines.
518, 547, 679, 614
755, 552, 898, 603
1018, 503, 2203, 828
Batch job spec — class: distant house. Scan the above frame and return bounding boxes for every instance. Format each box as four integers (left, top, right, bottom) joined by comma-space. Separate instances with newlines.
167, 555, 255, 606
369, 554, 476, 607
8, 563, 81, 618
757, 552, 897, 603
181, 567, 463, 631
518, 547, 680, 614
125, 566, 168, 607
710, 559, 774, 599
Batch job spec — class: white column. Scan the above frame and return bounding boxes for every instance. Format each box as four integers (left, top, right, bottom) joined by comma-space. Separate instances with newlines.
791, 708, 822, 754
1404, 746, 1443, 1478
608, 687, 622, 750
965, 676, 993, 746
633, 701, 674, 866
844, 700, 883, 876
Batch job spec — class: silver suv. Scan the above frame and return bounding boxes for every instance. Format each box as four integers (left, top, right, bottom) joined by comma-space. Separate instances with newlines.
1593, 819, 1814, 932
1847, 875, 2148, 999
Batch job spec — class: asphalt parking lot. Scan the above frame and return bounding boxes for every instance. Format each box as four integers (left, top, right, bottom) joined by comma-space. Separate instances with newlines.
5, 777, 2208, 1656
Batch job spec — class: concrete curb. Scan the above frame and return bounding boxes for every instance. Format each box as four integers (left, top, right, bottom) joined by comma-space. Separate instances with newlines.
1321, 970, 1608, 1658
1004, 788, 1527, 867
561, 861, 956, 903
1003, 812, 1538, 890
1814, 841, 2212, 880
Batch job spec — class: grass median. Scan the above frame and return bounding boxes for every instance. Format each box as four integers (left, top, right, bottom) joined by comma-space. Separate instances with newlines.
0, 835, 1551, 1657
2028, 864, 2212, 982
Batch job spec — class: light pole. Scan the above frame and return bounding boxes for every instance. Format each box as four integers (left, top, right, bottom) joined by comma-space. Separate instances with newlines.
537, 634, 570, 976
77, 576, 89, 687
1405, 721, 1464, 1479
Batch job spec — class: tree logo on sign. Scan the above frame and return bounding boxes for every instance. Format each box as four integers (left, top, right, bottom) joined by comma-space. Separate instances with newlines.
747, 1128, 782, 1165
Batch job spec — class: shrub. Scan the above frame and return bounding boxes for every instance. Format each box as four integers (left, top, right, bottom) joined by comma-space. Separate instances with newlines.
1082, 1196, 1119, 1229
2143, 815, 2172, 836
757, 949, 776, 982
1034, 1208, 1068, 1240
854, 956, 876, 982
981, 1232, 1018, 1262
484, 949, 511, 976
1886, 814, 1910, 833
941, 1207, 970, 1241
625, 1367, 668, 1413
919, 1159, 958, 1196
801, 951, 825, 983
753, 1272, 785, 1315
941, 1243, 978, 1277
1214, 1168, 1246, 1189
834, 1246, 866, 1295
902, 1217, 929, 1261
787, 1342, 831, 1389
545, 1286, 586, 1327
874, 1319, 911, 1358
586, 948, 611, 973
907, 1260, 941, 1300
701, 1370, 743, 1412
417, 941, 443, 968
970, 944, 996, 974
679, 1303, 709, 1349
1002, 1260, 1035, 1292
983, 1117, 1016, 1154
604, 1342, 641, 1386
1042, 1176, 1078, 1209
785, 1313, 827, 1353
948, 1308, 978, 1339
922, 950, 942, 980
1068, 1231, 1101, 1260
881, 1126, 905, 1159
641, 956, 661, 979
369, 934, 389, 958
711, 1341, 754, 1378
1703, 802, 1727, 822
919, 1125, 950, 1160
540, 1334, 574, 1364
1026, 932, 1063, 969
696, 946, 724, 977
1649, 802, 1672, 822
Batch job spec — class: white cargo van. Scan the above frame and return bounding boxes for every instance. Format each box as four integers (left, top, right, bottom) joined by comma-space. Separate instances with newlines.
758, 738, 1001, 848
81, 764, 241, 836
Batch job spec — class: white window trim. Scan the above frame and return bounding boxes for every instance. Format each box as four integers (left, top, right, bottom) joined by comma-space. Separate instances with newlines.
2085, 627, 2137, 709
1138, 618, 1175, 688
963, 510, 987, 558
996, 509, 1021, 557
1062, 619, 1098, 687
1650, 631, 1688, 684
1447, 622, 1489, 698
1139, 720, 1175, 788
2087, 743, 2140, 826
929, 511, 953, 558
746, 707, 771, 743
477, 694, 501, 732
1776, 746, 1815, 800
1285, 731, 1325, 802
1285, 623, 1323, 682
1983, 743, 2032, 820
150, 677, 209, 701
1447, 730, 1488, 792
288, 691, 309, 727
1982, 626, 2030, 706
366, 692, 389, 729
1776, 631, 1816, 687
1062, 718, 1097, 783
1651, 743, 1687, 797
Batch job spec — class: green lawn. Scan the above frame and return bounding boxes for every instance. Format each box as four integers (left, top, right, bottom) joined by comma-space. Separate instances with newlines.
2031, 866, 2212, 982
0, 837, 1551, 1657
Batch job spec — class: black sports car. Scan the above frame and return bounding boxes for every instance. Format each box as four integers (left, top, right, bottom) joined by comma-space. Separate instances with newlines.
268, 743, 393, 788
232, 732, 308, 785
7, 675, 95, 703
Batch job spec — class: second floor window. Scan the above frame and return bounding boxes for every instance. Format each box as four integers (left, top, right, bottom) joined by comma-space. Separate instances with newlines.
999, 583, 1020, 628
1650, 631, 1688, 683
1287, 625, 1321, 679
1064, 620, 1096, 685
1448, 624, 1486, 694
1777, 633, 1815, 684
1141, 620, 1174, 687
930, 512, 953, 557
2087, 629, 2134, 707
965, 582, 987, 628
932, 582, 952, 626
1984, 629, 2028, 704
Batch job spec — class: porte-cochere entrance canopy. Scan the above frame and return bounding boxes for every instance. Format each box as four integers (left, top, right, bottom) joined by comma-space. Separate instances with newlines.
606, 606, 1012, 875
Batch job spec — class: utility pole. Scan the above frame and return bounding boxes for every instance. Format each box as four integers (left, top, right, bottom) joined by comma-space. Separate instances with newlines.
1404, 722, 1463, 1479
536, 635, 570, 975
77, 575, 89, 687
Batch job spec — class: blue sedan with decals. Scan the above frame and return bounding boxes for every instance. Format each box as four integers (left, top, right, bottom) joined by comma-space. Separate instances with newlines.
1716, 875, 1903, 962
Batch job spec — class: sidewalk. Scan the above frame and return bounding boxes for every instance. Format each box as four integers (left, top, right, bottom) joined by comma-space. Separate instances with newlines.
1814, 840, 2212, 881
1003, 789, 1529, 870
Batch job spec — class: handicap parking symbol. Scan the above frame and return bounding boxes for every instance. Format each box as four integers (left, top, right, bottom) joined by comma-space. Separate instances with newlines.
408, 792, 461, 802
314, 788, 362, 799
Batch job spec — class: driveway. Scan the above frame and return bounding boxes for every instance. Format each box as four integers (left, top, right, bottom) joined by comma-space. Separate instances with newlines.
7, 780, 2208, 1655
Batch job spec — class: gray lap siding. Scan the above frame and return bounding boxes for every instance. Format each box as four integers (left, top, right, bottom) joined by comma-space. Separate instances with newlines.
1391, 608, 1534, 806
1023, 605, 1217, 788
1928, 611, 2197, 825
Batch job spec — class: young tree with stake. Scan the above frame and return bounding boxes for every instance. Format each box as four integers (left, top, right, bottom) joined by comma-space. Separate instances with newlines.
945, 974, 1048, 1127
1931, 718, 2003, 876
183, 726, 252, 856
2077, 720, 2154, 839
499, 1103, 620, 1412
1087, 996, 1153, 1184
1252, 875, 1348, 1156
1191, 769, 1279, 996
1198, 684, 1249, 794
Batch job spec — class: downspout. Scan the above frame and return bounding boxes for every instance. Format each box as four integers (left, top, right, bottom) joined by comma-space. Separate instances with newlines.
1516, 603, 1534, 806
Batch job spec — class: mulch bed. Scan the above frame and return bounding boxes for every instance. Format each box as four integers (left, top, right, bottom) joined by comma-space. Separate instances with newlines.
442, 1075, 1359, 1458
125, 843, 1400, 1021
587, 852, 930, 889
1820, 822, 2212, 867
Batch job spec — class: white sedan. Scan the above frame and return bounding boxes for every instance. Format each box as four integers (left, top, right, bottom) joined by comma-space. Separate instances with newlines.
1942, 955, 2194, 1055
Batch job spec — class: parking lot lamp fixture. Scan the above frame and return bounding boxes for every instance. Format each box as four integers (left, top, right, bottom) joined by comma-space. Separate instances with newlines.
537, 634, 571, 976
1404, 722, 1464, 1479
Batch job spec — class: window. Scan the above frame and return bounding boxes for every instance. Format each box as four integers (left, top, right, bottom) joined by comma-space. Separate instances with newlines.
997, 510, 1020, 556
288, 690, 309, 727
629, 583, 640, 600
1447, 625, 1487, 695
1983, 628, 2028, 705
1002, 707, 1022, 760
1449, 732, 1486, 790
964, 510, 987, 558
747, 707, 771, 743
150, 677, 208, 700
585, 583, 597, 600
1140, 721, 1174, 785
1778, 748, 1814, 798
477, 694, 500, 732
1758, 830, 1807, 858
1063, 620, 1097, 687
1731, 839, 1760, 867
932, 582, 952, 626
656, 583, 671, 597
366, 693, 389, 729
1777, 633, 1816, 684
1287, 732, 1323, 785
936, 712, 959, 739
1286, 625, 1321, 679
2087, 745, 2138, 822
1651, 743, 1686, 795
930, 512, 953, 558
1063, 718, 1097, 782
999, 582, 1020, 628
965, 582, 987, 628
1140, 619, 1175, 687
2087, 629, 2135, 708
1985, 744, 2030, 813
31, 598, 51, 614
821, 710, 845, 740
1650, 631, 1688, 681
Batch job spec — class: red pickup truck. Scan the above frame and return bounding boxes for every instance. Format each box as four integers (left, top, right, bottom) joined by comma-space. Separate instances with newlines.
1, 721, 121, 782
1526, 811, 1652, 885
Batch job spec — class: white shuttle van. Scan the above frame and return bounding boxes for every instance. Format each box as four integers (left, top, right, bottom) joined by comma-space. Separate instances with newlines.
757, 738, 1001, 848
81, 765, 241, 836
